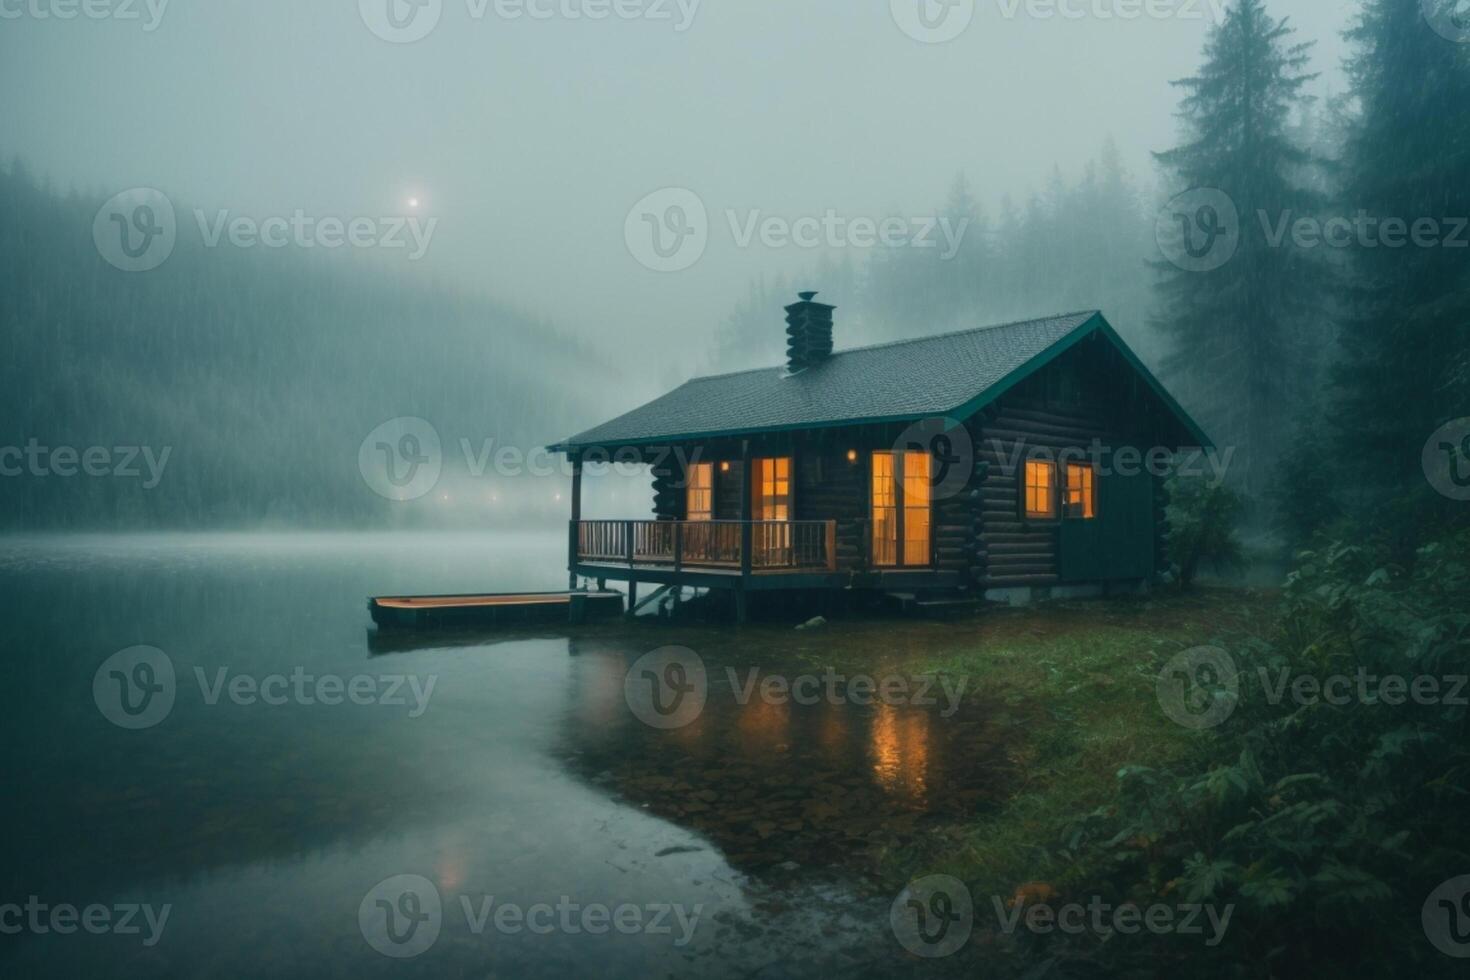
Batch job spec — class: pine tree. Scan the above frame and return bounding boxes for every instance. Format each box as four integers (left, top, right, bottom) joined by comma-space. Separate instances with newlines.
1152, 0, 1329, 498
1331, 0, 1470, 528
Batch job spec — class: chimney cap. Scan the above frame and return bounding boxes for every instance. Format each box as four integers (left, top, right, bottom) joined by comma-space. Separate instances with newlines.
798, 291, 818, 302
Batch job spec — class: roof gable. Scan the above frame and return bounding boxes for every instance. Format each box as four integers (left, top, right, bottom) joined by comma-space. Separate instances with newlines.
552, 311, 1210, 450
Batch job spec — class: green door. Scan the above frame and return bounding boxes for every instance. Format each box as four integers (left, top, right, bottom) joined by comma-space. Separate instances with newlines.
1059, 467, 1154, 583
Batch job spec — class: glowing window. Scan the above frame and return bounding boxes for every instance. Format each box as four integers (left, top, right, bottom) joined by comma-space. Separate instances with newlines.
686, 462, 713, 521
871, 451, 931, 567
902, 451, 931, 567
753, 457, 791, 521
1065, 463, 1096, 520
1024, 460, 1057, 519
871, 452, 898, 567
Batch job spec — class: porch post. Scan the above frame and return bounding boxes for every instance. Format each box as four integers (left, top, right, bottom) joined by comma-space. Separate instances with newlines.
568, 451, 583, 590
737, 439, 752, 624
738, 439, 753, 578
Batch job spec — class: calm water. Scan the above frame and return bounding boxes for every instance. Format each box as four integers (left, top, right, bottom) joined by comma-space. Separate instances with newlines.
0, 533, 1011, 978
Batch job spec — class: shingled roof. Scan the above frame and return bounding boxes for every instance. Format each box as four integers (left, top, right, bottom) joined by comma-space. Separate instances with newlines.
551, 310, 1210, 450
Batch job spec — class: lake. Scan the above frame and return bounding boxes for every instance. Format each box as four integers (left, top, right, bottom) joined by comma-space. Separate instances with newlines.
0, 532, 1011, 978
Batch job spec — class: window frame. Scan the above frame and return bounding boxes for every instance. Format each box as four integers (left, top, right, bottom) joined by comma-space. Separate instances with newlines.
752, 456, 793, 522
870, 449, 935, 568
1022, 459, 1059, 521
685, 461, 714, 522
1064, 462, 1097, 520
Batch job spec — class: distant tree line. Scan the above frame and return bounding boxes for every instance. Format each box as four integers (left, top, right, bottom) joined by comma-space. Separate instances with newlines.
0, 164, 599, 530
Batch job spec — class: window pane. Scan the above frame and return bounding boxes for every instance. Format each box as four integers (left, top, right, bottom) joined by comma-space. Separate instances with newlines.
1064, 463, 1096, 519
754, 457, 792, 522
871, 452, 897, 566
687, 462, 713, 521
903, 451, 931, 566
1025, 461, 1057, 519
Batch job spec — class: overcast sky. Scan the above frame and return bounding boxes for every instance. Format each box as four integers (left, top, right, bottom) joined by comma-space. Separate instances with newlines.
5, 0, 1357, 379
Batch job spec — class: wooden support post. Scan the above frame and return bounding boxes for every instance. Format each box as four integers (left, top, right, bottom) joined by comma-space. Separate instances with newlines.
739, 439, 753, 579
568, 453, 583, 590
627, 579, 638, 618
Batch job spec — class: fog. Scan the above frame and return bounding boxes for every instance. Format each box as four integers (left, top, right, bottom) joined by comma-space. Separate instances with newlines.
6, 0, 1443, 530
6, 0, 1353, 376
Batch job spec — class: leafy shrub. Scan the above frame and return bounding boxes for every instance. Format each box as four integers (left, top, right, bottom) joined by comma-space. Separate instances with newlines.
1054, 532, 1470, 977
1166, 476, 1246, 589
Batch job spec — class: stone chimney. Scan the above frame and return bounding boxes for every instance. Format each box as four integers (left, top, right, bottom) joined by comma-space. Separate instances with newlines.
784, 291, 835, 374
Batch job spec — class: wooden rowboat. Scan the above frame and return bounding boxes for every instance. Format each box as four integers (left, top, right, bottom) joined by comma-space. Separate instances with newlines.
368, 591, 624, 629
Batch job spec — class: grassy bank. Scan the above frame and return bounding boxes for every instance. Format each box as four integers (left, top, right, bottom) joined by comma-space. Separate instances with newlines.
844, 588, 1277, 897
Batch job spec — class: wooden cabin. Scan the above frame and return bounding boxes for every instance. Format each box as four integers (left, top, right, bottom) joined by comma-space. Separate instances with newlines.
548, 295, 1210, 620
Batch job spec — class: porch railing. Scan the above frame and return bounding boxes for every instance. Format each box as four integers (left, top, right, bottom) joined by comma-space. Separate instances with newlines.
574, 520, 836, 573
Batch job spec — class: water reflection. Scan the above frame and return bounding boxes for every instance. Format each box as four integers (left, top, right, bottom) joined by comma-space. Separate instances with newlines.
869, 704, 931, 806
558, 638, 1018, 875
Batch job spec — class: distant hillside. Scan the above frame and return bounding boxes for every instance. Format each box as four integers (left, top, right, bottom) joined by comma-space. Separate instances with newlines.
0, 164, 599, 529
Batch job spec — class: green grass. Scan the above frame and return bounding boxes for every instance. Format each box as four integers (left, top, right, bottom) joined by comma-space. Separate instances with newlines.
867, 587, 1276, 897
